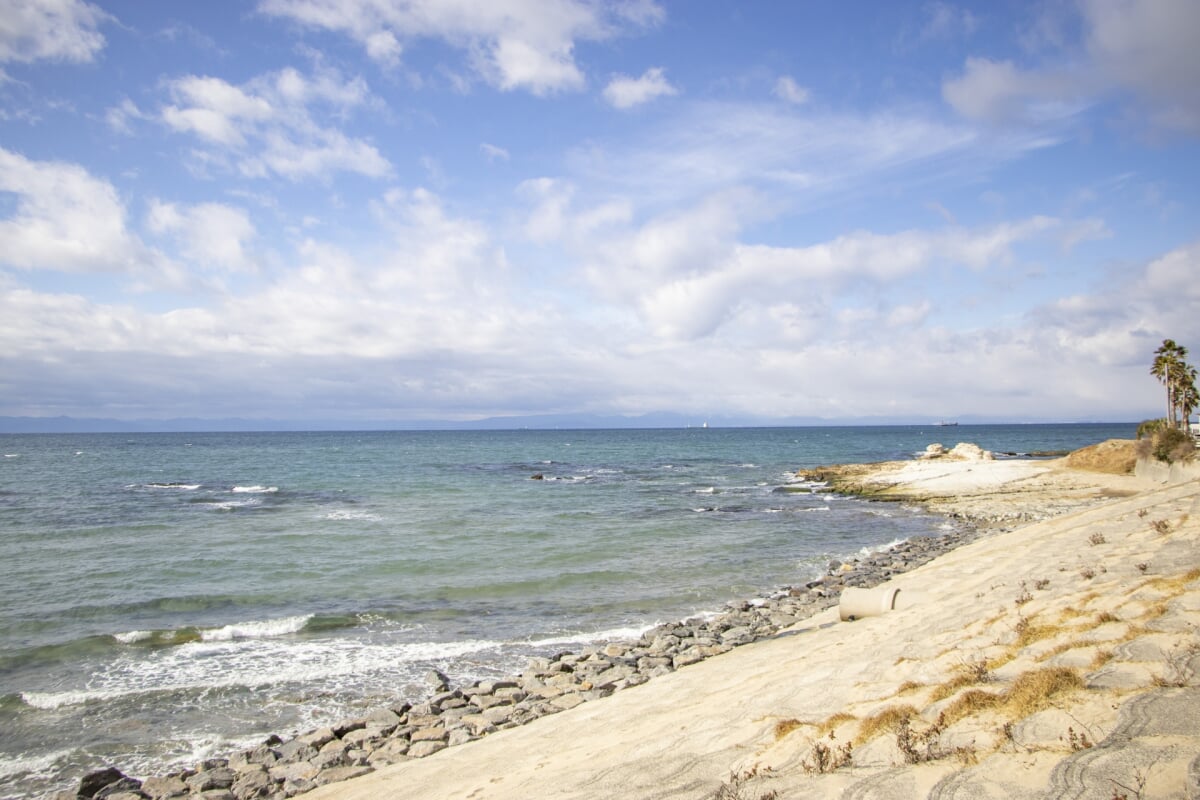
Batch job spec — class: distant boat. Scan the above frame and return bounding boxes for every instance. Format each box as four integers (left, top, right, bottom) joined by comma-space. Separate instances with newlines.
935, 420, 958, 427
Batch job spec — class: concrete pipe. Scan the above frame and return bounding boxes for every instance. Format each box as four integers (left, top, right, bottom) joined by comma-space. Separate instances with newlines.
839, 586, 925, 621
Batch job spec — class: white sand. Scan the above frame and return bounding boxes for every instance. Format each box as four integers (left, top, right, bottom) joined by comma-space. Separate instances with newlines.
306, 461, 1200, 800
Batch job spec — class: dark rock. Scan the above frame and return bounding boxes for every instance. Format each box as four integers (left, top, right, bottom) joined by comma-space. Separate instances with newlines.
78, 768, 130, 799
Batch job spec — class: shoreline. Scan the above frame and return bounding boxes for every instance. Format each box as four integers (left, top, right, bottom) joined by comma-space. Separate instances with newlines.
60, 442, 1200, 800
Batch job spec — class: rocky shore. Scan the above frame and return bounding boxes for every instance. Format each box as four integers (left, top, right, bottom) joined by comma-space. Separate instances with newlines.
60, 441, 1176, 800
56, 507, 981, 800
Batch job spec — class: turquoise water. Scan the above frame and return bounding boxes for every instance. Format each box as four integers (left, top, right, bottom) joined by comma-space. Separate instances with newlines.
0, 424, 1132, 797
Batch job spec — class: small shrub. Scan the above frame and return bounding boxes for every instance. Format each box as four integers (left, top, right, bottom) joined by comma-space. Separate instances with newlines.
1151, 519, 1171, 535
802, 732, 853, 774
1152, 428, 1195, 464
1136, 418, 1168, 439
1067, 726, 1093, 751
1081, 567, 1097, 580
1089, 532, 1106, 546
1034, 578, 1051, 590
712, 767, 777, 800
1136, 562, 1149, 573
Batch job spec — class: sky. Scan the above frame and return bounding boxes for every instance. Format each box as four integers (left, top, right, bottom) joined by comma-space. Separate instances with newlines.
1, 0, 1199, 427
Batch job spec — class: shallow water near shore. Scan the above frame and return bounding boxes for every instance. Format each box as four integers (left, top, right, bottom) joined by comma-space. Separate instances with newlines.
0, 423, 1131, 797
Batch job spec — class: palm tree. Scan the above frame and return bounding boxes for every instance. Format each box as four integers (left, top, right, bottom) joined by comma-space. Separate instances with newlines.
1179, 365, 1199, 433
1151, 339, 1198, 431
1151, 339, 1184, 428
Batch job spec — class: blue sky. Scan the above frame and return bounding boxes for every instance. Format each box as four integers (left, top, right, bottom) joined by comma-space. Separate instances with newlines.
1, 0, 1198, 426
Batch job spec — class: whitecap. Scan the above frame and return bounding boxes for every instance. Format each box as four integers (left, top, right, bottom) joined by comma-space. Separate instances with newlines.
693, 487, 717, 494
145, 482, 201, 490
21, 689, 112, 710
322, 510, 382, 521
199, 615, 313, 642
3, 454, 18, 458
0, 747, 75, 781
231, 485, 278, 494
113, 630, 154, 644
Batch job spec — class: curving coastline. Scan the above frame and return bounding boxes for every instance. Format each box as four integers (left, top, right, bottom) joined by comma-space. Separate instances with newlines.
58, 442, 1200, 800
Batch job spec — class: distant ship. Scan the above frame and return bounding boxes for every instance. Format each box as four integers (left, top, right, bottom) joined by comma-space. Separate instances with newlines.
935, 420, 958, 426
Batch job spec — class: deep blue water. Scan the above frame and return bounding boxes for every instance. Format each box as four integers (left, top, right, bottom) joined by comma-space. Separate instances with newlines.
0, 423, 1132, 797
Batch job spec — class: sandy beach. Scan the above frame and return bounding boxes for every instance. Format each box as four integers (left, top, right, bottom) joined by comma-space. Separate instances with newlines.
296, 444, 1200, 800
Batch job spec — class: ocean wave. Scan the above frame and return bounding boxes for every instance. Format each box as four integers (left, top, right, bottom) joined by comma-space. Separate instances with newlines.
19, 635, 521, 711
0, 747, 75, 781
231, 485, 278, 494
858, 537, 908, 557
199, 615, 312, 642
525, 623, 650, 648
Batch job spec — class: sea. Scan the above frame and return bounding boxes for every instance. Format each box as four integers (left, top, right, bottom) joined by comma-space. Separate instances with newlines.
0, 423, 1133, 798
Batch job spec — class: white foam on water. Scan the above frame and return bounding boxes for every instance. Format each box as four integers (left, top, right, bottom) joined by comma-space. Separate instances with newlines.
4, 453, 18, 458
204, 499, 260, 511
694, 487, 717, 494
321, 510, 382, 521
142, 483, 201, 490
527, 623, 650, 647
858, 537, 908, 557
200, 615, 312, 642
113, 629, 154, 644
21, 634, 521, 711
21, 689, 115, 710
0, 747, 74, 781
231, 485, 278, 494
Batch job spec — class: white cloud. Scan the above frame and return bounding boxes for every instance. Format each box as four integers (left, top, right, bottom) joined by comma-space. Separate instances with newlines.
0, 146, 144, 274
146, 200, 257, 272
0, 0, 108, 64
569, 101, 1044, 211
942, 57, 1091, 126
1082, 0, 1200, 134
105, 98, 148, 135
920, 1, 978, 40
943, 0, 1200, 136
602, 67, 678, 109
480, 142, 510, 162
258, 0, 664, 96
773, 76, 809, 105
159, 66, 390, 180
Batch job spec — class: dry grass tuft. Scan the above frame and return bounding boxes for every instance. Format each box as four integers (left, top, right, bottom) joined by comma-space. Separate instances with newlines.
942, 689, 1003, 726
896, 680, 924, 694
855, 704, 918, 745
929, 659, 991, 703
773, 718, 803, 740
815, 712, 857, 737
1014, 619, 1063, 649
1095, 611, 1120, 624
1004, 667, 1084, 718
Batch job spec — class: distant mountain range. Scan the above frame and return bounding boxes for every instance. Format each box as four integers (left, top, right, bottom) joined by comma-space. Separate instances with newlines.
0, 413, 1136, 433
